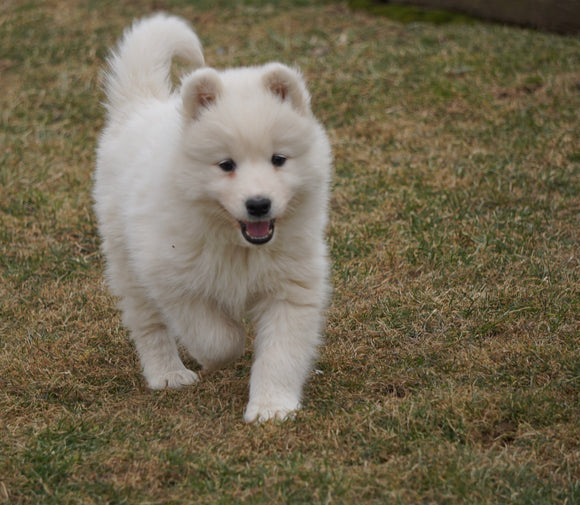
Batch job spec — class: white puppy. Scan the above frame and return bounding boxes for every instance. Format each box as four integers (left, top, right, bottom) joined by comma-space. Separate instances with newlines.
93, 14, 332, 422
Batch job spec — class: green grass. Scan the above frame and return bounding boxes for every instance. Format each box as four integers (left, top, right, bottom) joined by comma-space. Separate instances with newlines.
348, 0, 477, 25
1, 1, 579, 504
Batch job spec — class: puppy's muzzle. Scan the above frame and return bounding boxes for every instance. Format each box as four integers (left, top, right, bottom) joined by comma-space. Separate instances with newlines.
240, 197, 275, 245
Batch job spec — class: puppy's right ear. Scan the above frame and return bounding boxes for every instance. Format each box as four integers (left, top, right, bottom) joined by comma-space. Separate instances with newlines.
181, 68, 223, 120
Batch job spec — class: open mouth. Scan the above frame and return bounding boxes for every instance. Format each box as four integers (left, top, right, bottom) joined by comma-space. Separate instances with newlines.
239, 219, 275, 245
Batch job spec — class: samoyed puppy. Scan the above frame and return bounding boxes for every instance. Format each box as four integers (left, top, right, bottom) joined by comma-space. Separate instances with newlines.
93, 14, 332, 422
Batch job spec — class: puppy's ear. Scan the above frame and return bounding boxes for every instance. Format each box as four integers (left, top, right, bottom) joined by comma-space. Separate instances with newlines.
262, 63, 311, 115
181, 68, 223, 119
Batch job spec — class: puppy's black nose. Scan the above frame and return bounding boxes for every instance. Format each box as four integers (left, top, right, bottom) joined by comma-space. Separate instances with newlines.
246, 197, 271, 217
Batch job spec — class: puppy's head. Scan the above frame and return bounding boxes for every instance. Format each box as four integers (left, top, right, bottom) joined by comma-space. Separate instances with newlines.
178, 63, 329, 246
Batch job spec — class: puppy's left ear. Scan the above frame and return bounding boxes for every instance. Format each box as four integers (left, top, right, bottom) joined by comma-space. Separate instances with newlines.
262, 63, 311, 115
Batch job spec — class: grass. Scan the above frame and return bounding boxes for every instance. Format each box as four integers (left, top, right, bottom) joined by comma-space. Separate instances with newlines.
1, 0, 579, 503
348, 0, 477, 25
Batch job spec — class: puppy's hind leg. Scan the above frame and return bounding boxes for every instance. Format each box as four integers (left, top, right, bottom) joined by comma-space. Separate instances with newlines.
168, 300, 246, 372
120, 294, 198, 389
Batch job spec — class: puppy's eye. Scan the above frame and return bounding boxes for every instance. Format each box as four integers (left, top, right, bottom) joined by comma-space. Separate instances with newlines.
271, 154, 287, 167
218, 159, 236, 172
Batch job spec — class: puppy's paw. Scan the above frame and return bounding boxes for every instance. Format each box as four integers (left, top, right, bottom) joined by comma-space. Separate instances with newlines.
146, 369, 199, 389
243, 400, 301, 423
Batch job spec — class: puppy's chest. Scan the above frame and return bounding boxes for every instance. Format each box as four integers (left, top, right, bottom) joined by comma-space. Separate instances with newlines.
174, 245, 282, 310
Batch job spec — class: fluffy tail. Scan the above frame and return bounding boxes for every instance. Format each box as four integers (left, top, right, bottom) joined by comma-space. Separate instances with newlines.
103, 14, 204, 114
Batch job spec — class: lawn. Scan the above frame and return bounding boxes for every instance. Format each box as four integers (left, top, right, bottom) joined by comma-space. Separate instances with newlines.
1, 1, 579, 503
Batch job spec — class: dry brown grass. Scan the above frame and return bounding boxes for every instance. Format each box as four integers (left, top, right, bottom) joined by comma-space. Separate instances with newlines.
1, 1, 579, 503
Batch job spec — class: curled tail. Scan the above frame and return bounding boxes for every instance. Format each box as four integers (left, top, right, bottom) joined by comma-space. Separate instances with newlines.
103, 14, 204, 114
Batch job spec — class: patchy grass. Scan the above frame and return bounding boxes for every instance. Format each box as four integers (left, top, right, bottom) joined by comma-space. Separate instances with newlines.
348, 0, 477, 25
1, 1, 579, 504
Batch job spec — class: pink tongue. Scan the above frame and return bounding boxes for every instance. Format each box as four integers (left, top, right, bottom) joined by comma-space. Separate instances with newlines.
246, 221, 270, 238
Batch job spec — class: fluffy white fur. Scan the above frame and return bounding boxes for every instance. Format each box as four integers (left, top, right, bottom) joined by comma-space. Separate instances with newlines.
93, 14, 332, 422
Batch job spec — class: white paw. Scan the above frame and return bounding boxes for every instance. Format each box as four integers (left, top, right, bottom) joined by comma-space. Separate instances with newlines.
244, 400, 301, 423
146, 369, 199, 389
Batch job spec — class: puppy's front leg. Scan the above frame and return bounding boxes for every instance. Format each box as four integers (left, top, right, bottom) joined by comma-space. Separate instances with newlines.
244, 300, 323, 423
